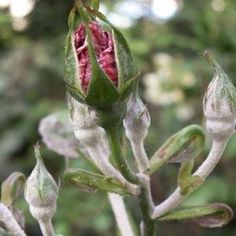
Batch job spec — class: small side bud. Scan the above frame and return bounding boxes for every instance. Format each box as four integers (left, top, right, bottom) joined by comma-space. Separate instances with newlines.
24, 145, 58, 222
124, 92, 150, 143
203, 51, 236, 140
68, 95, 104, 147
123, 92, 151, 172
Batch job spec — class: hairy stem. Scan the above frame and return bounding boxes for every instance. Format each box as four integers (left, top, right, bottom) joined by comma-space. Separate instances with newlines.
108, 193, 135, 236
106, 127, 156, 236
130, 140, 150, 173
0, 203, 26, 236
152, 139, 227, 219
138, 174, 156, 236
106, 127, 139, 184
86, 142, 139, 195
38, 219, 56, 236
139, 189, 156, 236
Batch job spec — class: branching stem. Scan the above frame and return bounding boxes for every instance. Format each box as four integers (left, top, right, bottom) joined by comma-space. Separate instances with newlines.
38, 219, 56, 236
0, 203, 26, 236
152, 138, 227, 219
108, 193, 135, 236
106, 127, 156, 236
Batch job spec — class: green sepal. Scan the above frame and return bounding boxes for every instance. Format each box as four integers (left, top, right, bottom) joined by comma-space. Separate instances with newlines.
149, 125, 205, 175
177, 160, 203, 195
67, 6, 76, 29
91, 0, 99, 10
159, 203, 233, 228
78, 7, 120, 108
85, 67, 120, 108
119, 75, 139, 101
34, 145, 58, 200
86, 8, 138, 88
64, 8, 85, 100
64, 168, 132, 195
1, 172, 26, 207
96, 101, 127, 129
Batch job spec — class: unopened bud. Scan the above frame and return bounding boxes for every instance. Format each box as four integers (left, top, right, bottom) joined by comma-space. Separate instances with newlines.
68, 95, 103, 147
124, 92, 150, 143
24, 145, 58, 222
203, 52, 236, 140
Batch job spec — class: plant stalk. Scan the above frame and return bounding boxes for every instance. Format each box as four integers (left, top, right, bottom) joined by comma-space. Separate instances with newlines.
0, 203, 26, 236
106, 127, 156, 236
108, 193, 135, 236
38, 219, 56, 236
105, 127, 138, 184
139, 188, 156, 236
152, 138, 227, 219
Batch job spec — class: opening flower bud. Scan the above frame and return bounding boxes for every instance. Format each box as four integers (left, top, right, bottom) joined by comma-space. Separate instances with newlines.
65, 3, 138, 108
203, 51, 236, 139
74, 21, 118, 92
24, 145, 58, 222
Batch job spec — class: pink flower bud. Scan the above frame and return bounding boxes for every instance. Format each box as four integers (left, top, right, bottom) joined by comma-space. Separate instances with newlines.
65, 5, 138, 108
74, 21, 118, 93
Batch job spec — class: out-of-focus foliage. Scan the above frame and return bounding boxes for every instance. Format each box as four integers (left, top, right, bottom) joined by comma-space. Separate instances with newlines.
1, 0, 236, 235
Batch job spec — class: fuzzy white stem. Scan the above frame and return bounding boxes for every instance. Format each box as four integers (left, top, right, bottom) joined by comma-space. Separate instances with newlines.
0, 203, 26, 236
108, 193, 135, 236
151, 139, 227, 219
130, 140, 150, 173
38, 219, 55, 236
137, 173, 155, 212
86, 143, 139, 196
194, 140, 227, 178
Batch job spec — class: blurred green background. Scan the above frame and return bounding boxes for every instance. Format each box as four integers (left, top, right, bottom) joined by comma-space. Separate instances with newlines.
1, 0, 236, 235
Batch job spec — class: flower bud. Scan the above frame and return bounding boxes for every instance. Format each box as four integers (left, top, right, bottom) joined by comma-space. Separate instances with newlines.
124, 92, 150, 143
64, 2, 138, 108
203, 52, 236, 139
68, 94, 102, 146
24, 145, 58, 222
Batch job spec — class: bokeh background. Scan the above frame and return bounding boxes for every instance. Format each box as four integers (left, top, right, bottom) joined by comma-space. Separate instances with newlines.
1, 0, 236, 235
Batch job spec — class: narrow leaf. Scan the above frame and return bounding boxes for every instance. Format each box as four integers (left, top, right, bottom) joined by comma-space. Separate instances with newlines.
177, 161, 204, 195
1, 172, 26, 207
64, 168, 131, 195
149, 125, 205, 175
160, 203, 233, 228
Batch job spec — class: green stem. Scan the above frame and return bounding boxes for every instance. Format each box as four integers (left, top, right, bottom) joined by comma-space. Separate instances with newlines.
106, 127, 138, 184
105, 127, 156, 236
139, 188, 156, 236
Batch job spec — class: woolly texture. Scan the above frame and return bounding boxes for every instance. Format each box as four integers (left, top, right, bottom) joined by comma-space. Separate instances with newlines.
74, 21, 118, 92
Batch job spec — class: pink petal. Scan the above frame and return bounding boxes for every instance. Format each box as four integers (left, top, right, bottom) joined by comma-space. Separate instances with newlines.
74, 21, 118, 93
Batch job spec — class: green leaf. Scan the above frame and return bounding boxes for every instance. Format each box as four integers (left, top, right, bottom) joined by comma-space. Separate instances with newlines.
159, 203, 233, 228
1, 172, 26, 207
64, 168, 132, 195
177, 161, 203, 195
86, 8, 138, 89
149, 125, 205, 175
